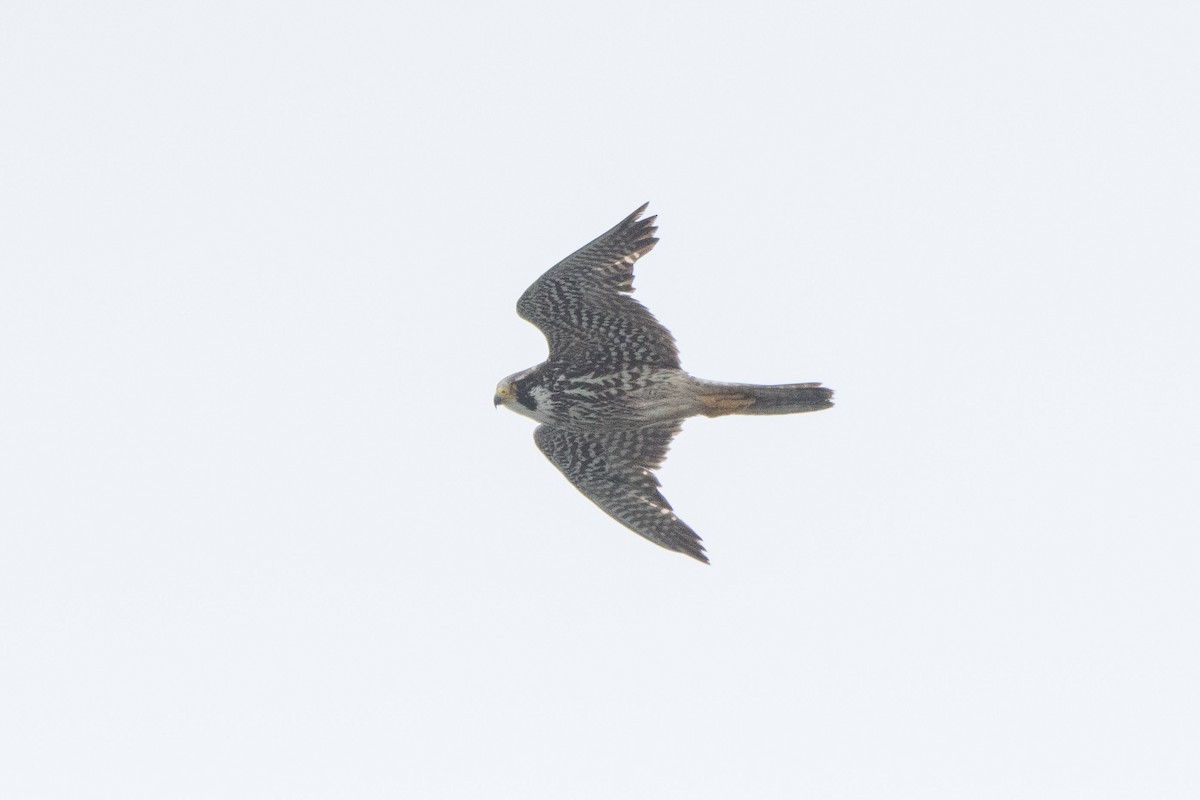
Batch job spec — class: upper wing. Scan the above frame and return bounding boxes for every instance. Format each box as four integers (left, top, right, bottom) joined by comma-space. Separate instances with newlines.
533, 422, 707, 563
517, 204, 681, 370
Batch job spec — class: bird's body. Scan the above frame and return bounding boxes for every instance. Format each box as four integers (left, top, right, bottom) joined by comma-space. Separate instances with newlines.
501, 363, 699, 431
495, 204, 832, 563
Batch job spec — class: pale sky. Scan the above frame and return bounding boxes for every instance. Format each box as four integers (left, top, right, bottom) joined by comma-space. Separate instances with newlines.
2, 2, 1198, 798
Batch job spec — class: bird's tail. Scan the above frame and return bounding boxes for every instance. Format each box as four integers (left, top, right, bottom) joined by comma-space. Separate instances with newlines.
694, 380, 834, 417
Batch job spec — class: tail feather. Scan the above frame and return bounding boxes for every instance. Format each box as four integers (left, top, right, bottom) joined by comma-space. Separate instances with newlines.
696, 381, 833, 417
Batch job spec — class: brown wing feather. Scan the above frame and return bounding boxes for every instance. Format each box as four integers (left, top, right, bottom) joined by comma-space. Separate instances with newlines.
516, 204, 680, 370
533, 423, 707, 563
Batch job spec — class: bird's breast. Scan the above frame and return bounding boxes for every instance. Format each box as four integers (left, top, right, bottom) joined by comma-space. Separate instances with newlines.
536, 368, 697, 430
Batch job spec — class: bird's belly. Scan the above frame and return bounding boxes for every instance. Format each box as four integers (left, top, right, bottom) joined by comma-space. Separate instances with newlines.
550, 369, 697, 430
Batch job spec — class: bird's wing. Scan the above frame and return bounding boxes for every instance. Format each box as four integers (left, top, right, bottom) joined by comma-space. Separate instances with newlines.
533, 422, 706, 563
517, 204, 681, 370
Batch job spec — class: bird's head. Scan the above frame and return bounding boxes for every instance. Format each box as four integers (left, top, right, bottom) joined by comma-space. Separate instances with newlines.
494, 368, 543, 421
493, 376, 517, 408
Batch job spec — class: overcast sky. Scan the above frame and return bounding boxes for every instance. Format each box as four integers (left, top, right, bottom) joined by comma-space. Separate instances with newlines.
3, 2, 1198, 798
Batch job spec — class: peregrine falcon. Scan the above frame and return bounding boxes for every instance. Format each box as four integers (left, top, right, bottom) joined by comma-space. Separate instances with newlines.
495, 204, 833, 563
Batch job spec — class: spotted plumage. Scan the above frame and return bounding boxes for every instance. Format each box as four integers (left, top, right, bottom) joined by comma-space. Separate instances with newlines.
496, 204, 833, 563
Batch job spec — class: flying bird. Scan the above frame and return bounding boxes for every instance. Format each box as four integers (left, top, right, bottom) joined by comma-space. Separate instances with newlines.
495, 204, 833, 563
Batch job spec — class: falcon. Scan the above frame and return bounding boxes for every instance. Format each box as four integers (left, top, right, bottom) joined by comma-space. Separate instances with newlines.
495, 204, 833, 563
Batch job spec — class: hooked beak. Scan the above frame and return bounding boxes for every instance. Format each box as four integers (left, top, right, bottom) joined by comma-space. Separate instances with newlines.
493, 394, 503, 407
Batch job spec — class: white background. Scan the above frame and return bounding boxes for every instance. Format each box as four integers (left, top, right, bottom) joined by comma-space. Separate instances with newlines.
3, 2, 1198, 798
